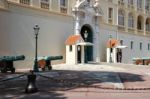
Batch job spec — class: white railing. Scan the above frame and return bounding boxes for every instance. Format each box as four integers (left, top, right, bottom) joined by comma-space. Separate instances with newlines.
41, 2, 49, 9
128, 27, 135, 33
118, 25, 126, 31
60, 6, 67, 14
19, 0, 30, 5
137, 29, 144, 35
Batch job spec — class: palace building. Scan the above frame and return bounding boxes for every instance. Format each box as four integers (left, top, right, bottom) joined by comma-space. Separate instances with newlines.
0, 0, 150, 66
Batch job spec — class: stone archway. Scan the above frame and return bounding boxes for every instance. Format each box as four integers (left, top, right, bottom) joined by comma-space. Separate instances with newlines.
80, 24, 93, 62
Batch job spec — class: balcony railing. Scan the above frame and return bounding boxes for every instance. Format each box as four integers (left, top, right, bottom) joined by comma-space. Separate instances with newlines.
137, 29, 144, 35
108, 18, 113, 24
0, 0, 6, 8
118, 25, 125, 31
146, 10, 150, 15
60, 6, 67, 14
20, 0, 30, 5
118, 1, 125, 6
137, 7, 143, 12
146, 31, 150, 36
128, 4, 134, 10
128, 27, 135, 33
41, 2, 49, 9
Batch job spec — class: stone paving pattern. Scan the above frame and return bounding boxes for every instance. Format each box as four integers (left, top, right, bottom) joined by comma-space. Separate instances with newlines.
0, 63, 150, 99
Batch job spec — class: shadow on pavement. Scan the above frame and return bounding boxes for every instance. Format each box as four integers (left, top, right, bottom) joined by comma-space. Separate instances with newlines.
0, 70, 147, 98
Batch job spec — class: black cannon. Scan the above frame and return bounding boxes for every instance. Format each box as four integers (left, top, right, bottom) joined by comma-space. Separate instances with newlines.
38, 56, 63, 71
0, 55, 25, 73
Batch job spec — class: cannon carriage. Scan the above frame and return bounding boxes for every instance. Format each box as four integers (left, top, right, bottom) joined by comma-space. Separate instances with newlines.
38, 56, 63, 71
0, 55, 25, 73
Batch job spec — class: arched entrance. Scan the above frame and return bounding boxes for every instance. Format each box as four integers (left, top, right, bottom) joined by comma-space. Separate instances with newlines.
80, 25, 93, 63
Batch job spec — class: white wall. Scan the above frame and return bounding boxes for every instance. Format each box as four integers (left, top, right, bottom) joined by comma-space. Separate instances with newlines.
0, 5, 73, 68
66, 45, 76, 64
99, 28, 150, 63
118, 32, 150, 63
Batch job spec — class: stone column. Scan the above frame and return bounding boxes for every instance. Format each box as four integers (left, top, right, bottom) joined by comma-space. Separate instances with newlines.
94, 16, 100, 63
134, 15, 137, 34
142, 0, 145, 12
143, 17, 146, 35
113, 48, 117, 63
74, 12, 81, 35
81, 45, 85, 64
125, 10, 128, 32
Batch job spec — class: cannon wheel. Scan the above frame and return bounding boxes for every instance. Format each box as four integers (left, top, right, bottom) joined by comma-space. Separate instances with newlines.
0, 61, 7, 73
11, 68, 15, 73
48, 65, 52, 70
46, 60, 52, 70
1, 68, 7, 73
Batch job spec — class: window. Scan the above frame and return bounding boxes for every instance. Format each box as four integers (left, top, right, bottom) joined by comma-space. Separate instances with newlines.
128, 13, 134, 28
119, 0, 124, 3
146, 18, 150, 31
20, 0, 30, 5
137, 0, 142, 8
108, 0, 113, 2
60, 0, 67, 13
118, 10, 125, 26
137, 15, 143, 30
148, 43, 150, 50
41, 0, 49, 9
60, 0, 66, 7
140, 42, 142, 50
108, 8, 113, 19
128, 0, 133, 5
145, 0, 150, 10
69, 45, 72, 52
108, 8, 113, 24
130, 41, 133, 49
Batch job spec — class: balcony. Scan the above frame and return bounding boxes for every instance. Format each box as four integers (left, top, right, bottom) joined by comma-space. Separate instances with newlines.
0, 0, 6, 8
146, 10, 150, 15
146, 31, 150, 36
108, 18, 113, 24
137, 29, 144, 35
41, 2, 49, 10
118, 25, 125, 31
20, 0, 30, 5
145, 6, 150, 15
60, 6, 67, 14
128, 27, 135, 33
118, 1, 126, 8
128, 4, 135, 10
137, 7, 143, 12
118, 1, 125, 6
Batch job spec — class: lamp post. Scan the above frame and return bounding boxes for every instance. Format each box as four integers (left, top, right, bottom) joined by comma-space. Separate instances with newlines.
109, 35, 112, 63
33, 25, 40, 72
84, 30, 88, 63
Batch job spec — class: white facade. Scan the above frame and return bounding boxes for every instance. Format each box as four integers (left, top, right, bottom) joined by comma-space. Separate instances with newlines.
66, 45, 77, 64
0, 0, 150, 66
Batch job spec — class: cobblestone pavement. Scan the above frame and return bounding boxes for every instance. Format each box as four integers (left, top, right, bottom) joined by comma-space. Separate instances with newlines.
0, 63, 150, 99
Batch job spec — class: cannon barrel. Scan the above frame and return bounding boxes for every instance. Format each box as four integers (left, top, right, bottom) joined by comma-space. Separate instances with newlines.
46, 56, 63, 61
0, 55, 25, 61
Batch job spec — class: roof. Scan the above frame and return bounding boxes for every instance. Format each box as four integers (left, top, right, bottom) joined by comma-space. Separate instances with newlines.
107, 39, 119, 48
65, 35, 83, 45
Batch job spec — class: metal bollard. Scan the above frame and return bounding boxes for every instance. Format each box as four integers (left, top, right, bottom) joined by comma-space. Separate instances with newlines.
25, 70, 38, 93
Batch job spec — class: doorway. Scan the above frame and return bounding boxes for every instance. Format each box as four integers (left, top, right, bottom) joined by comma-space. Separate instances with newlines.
80, 24, 93, 62
77, 45, 81, 63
